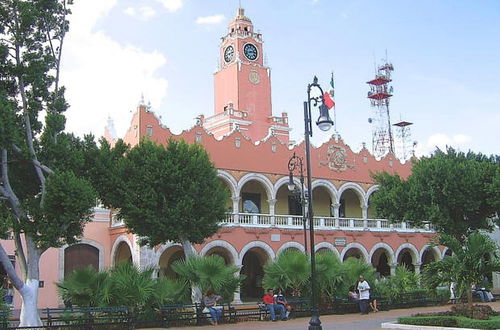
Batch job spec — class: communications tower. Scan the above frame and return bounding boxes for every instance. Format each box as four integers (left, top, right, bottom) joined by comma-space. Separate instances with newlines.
367, 61, 395, 158
393, 120, 413, 161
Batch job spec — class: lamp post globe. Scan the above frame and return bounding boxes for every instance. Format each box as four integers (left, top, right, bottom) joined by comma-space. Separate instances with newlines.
316, 104, 334, 131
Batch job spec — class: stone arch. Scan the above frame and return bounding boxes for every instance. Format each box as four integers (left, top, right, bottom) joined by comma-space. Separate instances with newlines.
236, 173, 273, 200
157, 243, 185, 278
419, 245, 441, 265
366, 185, 379, 218
311, 179, 338, 202
238, 241, 275, 265
395, 243, 419, 271
337, 182, 366, 206
239, 241, 274, 301
276, 242, 305, 255
110, 235, 137, 266
340, 242, 369, 262
273, 176, 297, 197
369, 242, 395, 264
314, 242, 340, 258
58, 238, 105, 281
217, 170, 238, 198
366, 185, 379, 202
200, 240, 238, 265
442, 248, 453, 258
369, 242, 394, 277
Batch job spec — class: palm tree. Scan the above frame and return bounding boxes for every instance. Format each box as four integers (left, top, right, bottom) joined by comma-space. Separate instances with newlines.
101, 262, 157, 314
56, 266, 108, 307
315, 251, 345, 301
341, 257, 377, 293
172, 255, 243, 302
377, 266, 420, 300
262, 249, 310, 297
422, 232, 500, 307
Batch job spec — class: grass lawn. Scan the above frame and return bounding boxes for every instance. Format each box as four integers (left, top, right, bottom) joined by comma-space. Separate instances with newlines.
398, 315, 500, 329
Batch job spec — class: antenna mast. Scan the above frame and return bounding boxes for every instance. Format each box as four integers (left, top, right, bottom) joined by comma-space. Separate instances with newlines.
393, 120, 413, 161
366, 57, 395, 158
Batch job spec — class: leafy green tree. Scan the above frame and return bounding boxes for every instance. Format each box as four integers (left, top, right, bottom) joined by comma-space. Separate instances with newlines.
0, 1, 97, 325
262, 250, 310, 297
372, 148, 500, 242
422, 233, 500, 307
90, 139, 228, 301
172, 255, 242, 302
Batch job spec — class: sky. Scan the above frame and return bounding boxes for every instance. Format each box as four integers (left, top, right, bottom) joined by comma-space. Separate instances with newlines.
61, 0, 500, 157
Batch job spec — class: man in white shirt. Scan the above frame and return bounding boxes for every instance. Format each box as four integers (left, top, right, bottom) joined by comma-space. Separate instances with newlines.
357, 275, 370, 314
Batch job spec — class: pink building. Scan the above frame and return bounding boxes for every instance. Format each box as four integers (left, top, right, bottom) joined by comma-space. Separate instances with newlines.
1, 8, 452, 308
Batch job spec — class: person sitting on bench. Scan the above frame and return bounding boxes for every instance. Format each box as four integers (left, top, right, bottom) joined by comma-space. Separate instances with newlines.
262, 288, 287, 321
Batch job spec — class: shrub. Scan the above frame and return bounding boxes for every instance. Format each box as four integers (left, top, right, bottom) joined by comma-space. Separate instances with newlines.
399, 316, 458, 327
399, 315, 500, 330
451, 303, 499, 320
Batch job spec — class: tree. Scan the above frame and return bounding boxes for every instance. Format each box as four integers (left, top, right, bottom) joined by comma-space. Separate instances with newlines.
0, 1, 96, 325
422, 232, 500, 307
262, 250, 310, 297
91, 139, 228, 301
171, 255, 242, 302
372, 147, 500, 242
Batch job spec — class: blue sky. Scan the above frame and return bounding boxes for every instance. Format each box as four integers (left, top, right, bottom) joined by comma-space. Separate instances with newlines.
61, 0, 500, 157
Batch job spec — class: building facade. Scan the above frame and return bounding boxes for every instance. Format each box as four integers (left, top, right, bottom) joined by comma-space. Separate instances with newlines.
1, 8, 477, 308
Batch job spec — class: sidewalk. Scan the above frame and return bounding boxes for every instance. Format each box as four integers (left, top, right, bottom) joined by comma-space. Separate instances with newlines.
147, 301, 500, 330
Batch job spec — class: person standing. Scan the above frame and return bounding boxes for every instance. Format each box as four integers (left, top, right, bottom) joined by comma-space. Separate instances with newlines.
357, 275, 371, 314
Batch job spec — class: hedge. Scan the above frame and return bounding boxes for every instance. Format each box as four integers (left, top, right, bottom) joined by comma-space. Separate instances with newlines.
399, 315, 500, 329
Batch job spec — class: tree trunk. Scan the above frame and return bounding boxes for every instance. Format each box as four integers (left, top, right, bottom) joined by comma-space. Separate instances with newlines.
467, 288, 473, 309
19, 238, 42, 327
180, 238, 202, 303
19, 279, 42, 327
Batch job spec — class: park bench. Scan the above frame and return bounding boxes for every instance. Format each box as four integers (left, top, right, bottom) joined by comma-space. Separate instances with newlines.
159, 302, 235, 327
332, 295, 389, 314
42, 306, 131, 328
258, 298, 310, 320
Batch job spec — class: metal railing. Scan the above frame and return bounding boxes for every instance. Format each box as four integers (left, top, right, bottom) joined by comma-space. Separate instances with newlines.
221, 213, 435, 233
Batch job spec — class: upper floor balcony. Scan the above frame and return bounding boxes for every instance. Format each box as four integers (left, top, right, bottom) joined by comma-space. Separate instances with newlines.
111, 170, 435, 234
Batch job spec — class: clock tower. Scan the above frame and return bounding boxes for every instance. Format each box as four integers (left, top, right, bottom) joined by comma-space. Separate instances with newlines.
203, 8, 290, 144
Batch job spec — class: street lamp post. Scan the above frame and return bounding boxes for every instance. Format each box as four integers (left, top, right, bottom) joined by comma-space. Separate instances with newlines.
305, 76, 334, 330
287, 152, 307, 254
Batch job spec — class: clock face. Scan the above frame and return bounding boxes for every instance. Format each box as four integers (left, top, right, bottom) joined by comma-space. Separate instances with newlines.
243, 43, 258, 61
224, 45, 234, 63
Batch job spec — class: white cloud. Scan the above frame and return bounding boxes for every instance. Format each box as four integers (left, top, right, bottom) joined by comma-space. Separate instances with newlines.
416, 133, 472, 156
139, 6, 156, 19
61, 0, 167, 138
123, 7, 136, 17
124, 6, 156, 20
196, 14, 225, 25
153, 0, 183, 12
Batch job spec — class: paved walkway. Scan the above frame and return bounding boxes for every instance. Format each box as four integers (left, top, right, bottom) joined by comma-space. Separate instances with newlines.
146, 301, 500, 330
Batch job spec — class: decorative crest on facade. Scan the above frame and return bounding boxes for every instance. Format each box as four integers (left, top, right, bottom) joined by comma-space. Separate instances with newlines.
320, 145, 355, 172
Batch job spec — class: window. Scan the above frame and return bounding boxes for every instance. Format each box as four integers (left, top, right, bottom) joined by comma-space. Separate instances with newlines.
242, 192, 260, 213
146, 125, 153, 137
64, 244, 99, 277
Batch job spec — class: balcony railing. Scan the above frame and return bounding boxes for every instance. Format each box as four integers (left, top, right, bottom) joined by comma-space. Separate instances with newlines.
110, 211, 435, 233
220, 213, 435, 233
